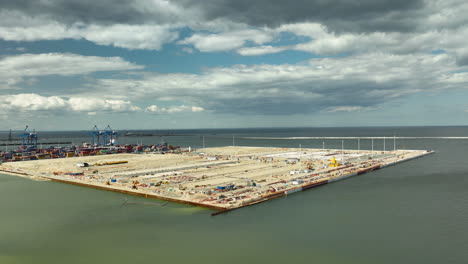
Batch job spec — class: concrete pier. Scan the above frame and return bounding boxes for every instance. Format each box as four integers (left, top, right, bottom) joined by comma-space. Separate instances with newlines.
0, 146, 434, 214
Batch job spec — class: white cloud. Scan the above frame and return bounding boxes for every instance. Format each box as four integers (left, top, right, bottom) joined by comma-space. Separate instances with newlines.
1, 0, 468, 57
146, 105, 160, 112
325, 106, 373, 113
424, 0, 468, 30
0, 53, 143, 76
290, 30, 442, 56
68, 97, 141, 112
0, 11, 181, 50
277, 23, 329, 38
191, 106, 205, 112
275, 21, 468, 65
89, 52, 467, 115
0, 94, 141, 114
145, 105, 205, 113
81, 24, 179, 50
0, 11, 77, 41
1, 0, 468, 121
439, 72, 468, 84
231, 17, 466, 58
0, 94, 67, 111
179, 29, 276, 52
175, 18, 467, 58
0, 53, 143, 87
237, 45, 288, 56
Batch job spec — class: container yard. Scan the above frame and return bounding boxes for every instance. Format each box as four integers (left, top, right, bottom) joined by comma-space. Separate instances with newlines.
0, 146, 434, 214
0, 126, 181, 162
0, 142, 179, 162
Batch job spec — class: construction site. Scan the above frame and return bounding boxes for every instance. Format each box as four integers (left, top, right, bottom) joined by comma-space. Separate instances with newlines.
0, 145, 434, 215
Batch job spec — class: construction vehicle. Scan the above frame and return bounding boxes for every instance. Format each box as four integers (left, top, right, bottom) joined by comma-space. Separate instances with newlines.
329, 157, 340, 167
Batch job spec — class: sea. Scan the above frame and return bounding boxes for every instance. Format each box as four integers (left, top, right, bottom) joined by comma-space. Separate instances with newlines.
0, 126, 467, 264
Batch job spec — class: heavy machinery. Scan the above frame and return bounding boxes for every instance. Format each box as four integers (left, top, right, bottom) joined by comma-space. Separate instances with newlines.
329, 157, 341, 167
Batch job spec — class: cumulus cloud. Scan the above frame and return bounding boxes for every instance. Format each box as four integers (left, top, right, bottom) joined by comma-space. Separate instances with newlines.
0, 11, 180, 50
0, 0, 187, 26
79, 24, 179, 50
0, 0, 426, 34
325, 106, 374, 113
2, 0, 468, 125
218, 20, 468, 65
2, 0, 468, 56
88, 52, 468, 115
0, 94, 68, 111
179, 29, 275, 52
180, 0, 426, 33
237, 45, 289, 56
146, 105, 205, 113
68, 98, 141, 112
0, 93, 208, 117
0, 94, 139, 113
0, 94, 141, 114
0, 53, 143, 76
0, 53, 143, 87
292, 27, 468, 59
0, 10, 76, 41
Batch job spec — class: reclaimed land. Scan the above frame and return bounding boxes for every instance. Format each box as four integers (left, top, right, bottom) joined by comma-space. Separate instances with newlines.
0, 146, 433, 215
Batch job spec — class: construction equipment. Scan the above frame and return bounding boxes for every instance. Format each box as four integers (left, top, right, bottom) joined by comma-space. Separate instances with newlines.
93, 161, 128, 166
329, 157, 341, 167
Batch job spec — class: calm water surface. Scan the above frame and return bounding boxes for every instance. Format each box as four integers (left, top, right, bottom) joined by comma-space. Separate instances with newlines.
0, 127, 467, 264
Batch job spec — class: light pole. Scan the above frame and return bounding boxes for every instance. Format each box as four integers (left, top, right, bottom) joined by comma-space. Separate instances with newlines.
341, 140, 344, 163
383, 136, 386, 153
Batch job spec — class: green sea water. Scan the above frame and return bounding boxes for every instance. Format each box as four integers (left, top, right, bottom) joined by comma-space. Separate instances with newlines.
1, 127, 467, 264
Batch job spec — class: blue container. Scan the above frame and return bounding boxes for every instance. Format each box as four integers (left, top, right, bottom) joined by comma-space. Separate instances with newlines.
110, 179, 117, 182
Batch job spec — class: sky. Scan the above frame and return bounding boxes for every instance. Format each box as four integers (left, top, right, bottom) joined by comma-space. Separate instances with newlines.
1, 0, 468, 130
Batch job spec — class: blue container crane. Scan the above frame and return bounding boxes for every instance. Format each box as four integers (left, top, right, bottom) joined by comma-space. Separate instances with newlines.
104, 125, 119, 146
19, 126, 38, 147
88, 125, 119, 146
89, 125, 102, 146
